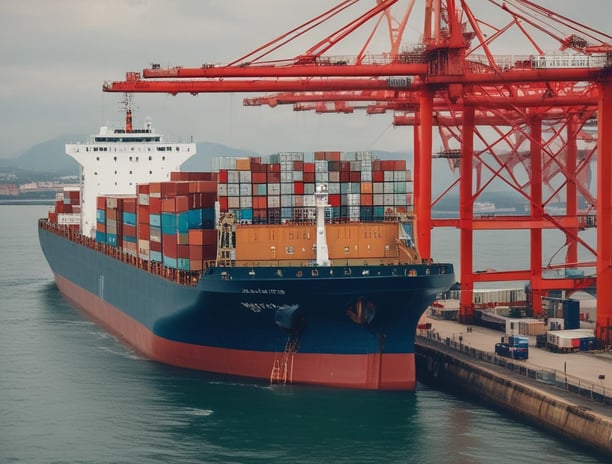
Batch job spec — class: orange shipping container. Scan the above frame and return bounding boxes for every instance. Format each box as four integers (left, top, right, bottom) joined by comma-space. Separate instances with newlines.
161, 198, 175, 213
235, 158, 251, 171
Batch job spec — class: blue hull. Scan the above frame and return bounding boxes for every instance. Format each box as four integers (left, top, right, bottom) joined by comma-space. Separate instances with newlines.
39, 221, 455, 389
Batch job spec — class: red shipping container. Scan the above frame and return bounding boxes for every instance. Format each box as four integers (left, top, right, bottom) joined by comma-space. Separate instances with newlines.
160, 182, 177, 197
48, 212, 57, 222
150, 240, 162, 253
96, 221, 106, 233
138, 223, 150, 240
360, 194, 373, 206
149, 182, 162, 196
106, 208, 117, 220
189, 180, 217, 194
218, 170, 228, 183
303, 172, 315, 183
188, 192, 202, 210
219, 196, 229, 211
138, 204, 149, 221
328, 194, 341, 207
201, 192, 217, 207
175, 195, 189, 213
189, 244, 204, 261
96, 197, 106, 209
161, 198, 176, 213
149, 197, 162, 214
266, 163, 280, 174
122, 222, 136, 235
188, 229, 204, 246
162, 235, 178, 259
340, 171, 350, 183
124, 197, 137, 213
293, 161, 304, 171
350, 171, 361, 183
252, 172, 267, 184
178, 244, 190, 259
175, 182, 190, 196
170, 172, 186, 181
253, 196, 267, 209
373, 171, 384, 182
294, 181, 304, 195
137, 183, 150, 195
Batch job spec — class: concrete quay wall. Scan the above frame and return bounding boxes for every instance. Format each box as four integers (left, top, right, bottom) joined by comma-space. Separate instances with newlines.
415, 340, 612, 458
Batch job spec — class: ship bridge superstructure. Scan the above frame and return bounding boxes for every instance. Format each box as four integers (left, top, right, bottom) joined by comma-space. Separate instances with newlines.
66, 106, 196, 237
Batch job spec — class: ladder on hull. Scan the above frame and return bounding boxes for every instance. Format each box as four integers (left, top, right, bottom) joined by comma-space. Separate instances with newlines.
270, 338, 298, 385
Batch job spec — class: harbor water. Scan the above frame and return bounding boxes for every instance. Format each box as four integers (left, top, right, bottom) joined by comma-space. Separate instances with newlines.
0, 204, 606, 463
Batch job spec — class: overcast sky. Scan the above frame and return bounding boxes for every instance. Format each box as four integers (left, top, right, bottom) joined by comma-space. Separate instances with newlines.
0, 0, 609, 159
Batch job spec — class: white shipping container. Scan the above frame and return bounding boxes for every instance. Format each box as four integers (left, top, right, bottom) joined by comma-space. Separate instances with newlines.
239, 183, 252, 196
217, 184, 228, 196
268, 183, 281, 195
280, 172, 293, 183
373, 182, 384, 194
227, 184, 240, 196
315, 172, 329, 183
280, 183, 293, 195
239, 171, 252, 183
281, 195, 294, 207
393, 170, 407, 181
239, 196, 252, 208
138, 193, 150, 206
315, 160, 328, 172
268, 196, 281, 208
329, 171, 340, 182
58, 213, 81, 225
150, 228, 161, 242
228, 196, 240, 209
227, 170, 240, 183
347, 193, 360, 206
138, 239, 150, 258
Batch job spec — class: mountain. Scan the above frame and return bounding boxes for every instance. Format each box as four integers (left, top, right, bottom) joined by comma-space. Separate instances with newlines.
4, 136, 415, 178
12, 136, 80, 174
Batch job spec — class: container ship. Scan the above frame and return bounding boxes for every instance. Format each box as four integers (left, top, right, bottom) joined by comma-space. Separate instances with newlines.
38, 107, 454, 390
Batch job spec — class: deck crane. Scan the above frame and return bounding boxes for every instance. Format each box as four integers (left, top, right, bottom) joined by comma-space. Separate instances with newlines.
103, 0, 612, 348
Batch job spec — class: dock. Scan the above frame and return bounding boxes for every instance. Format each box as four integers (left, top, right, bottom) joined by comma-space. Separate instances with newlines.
415, 306, 612, 458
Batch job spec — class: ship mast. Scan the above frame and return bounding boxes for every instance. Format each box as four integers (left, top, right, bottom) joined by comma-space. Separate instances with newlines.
314, 184, 331, 266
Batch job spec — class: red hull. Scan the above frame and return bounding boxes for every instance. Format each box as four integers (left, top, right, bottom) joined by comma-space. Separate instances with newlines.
55, 274, 416, 390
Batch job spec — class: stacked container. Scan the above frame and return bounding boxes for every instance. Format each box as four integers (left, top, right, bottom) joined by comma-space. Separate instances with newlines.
52, 187, 81, 231
95, 173, 219, 271
216, 151, 413, 224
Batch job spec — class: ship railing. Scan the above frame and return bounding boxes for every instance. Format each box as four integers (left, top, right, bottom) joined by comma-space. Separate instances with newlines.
39, 219, 214, 287
417, 330, 612, 406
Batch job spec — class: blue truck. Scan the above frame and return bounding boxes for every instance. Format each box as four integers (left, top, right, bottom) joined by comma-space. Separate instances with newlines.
495, 335, 529, 360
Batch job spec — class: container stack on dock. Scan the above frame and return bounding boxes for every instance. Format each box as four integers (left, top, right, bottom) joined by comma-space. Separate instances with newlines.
215, 151, 413, 225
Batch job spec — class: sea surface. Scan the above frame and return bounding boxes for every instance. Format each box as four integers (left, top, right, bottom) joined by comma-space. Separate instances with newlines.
0, 204, 606, 464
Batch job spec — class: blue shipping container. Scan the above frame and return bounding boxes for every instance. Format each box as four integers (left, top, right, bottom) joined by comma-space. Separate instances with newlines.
123, 212, 137, 226
96, 209, 106, 224
149, 214, 161, 228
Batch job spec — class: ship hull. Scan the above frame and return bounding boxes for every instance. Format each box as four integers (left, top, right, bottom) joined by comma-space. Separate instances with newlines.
39, 224, 454, 390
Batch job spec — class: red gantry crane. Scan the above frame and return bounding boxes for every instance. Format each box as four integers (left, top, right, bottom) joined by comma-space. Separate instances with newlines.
103, 0, 612, 347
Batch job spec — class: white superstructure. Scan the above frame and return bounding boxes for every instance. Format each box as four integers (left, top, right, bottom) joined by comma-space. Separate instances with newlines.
66, 109, 196, 237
